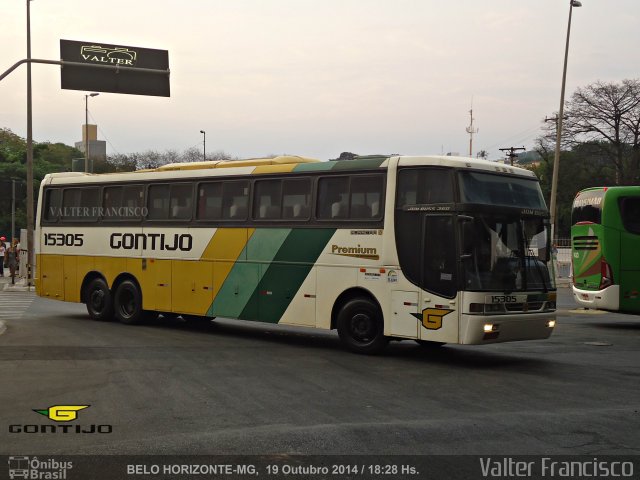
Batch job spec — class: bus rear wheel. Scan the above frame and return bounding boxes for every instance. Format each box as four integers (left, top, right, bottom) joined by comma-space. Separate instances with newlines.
337, 298, 388, 354
114, 279, 148, 325
85, 278, 114, 321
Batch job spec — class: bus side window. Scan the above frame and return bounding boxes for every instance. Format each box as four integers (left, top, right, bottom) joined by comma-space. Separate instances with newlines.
197, 183, 223, 220
83, 188, 100, 221
61, 187, 99, 221
282, 178, 311, 220
43, 189, 61, 222
103, 185, 142, 221
350, 175, 384, 219
169, 184, 193, 220
397, 170, 418, 207
254, 179, 282, 220
317, 177, 349, 219
147, 185, 170, 220
397, 168, 453, 207
223, 181, 249, 220
104, 186, 123, 212
61, 189, 82, 220
620, 197, 640, 234
123, 185, 143, 210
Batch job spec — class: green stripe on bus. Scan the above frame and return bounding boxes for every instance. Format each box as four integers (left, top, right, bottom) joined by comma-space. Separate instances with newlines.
293, 158, 386, 173
331, 158, 387, 170
292, 162, 337, 172
208, 229, 291, 319
240, 228, 336, 323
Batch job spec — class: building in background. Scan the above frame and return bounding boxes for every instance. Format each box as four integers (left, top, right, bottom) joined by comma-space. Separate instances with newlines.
74, 124, 106, 161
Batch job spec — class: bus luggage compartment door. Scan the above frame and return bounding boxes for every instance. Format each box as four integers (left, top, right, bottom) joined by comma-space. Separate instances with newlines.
40, 255, 64, 299
390, 291, 419, 338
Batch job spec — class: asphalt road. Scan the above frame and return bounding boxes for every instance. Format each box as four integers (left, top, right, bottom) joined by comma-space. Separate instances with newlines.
0, 287, 638, 456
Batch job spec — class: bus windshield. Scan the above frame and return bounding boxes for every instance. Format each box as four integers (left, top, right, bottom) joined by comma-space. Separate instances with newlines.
461, 214, 553, 292
572, 189, 605, 225
458, 171, 546, 210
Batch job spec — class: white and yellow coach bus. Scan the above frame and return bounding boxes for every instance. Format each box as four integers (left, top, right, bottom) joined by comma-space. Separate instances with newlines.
35, 154, 556, 353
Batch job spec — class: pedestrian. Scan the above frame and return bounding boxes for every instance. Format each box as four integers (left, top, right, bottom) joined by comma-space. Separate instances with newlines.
0, 236, 5, 277
5, 239, 19, 285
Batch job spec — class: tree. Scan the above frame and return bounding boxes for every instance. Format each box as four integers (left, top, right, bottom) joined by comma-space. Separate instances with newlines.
476, 150, 489, 160
531, 136, 615, 237
181, 147, 203, 163
562, 79, 640, 184
204, 150, 236, 161
337, 152, 357, 161
0, 128, 77, 239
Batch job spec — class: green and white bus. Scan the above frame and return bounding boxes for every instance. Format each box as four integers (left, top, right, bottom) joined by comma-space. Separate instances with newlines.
572, 186, 640, 313
36, 154, 556, 353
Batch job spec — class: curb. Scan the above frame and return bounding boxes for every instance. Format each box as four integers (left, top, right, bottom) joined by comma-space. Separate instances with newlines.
3, 285, 35, 292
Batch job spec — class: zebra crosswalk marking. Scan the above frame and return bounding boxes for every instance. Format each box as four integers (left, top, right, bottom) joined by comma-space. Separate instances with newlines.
0, 291, 35, 320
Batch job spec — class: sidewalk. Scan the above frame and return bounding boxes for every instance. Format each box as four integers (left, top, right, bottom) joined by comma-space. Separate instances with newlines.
0, 275, 35, 292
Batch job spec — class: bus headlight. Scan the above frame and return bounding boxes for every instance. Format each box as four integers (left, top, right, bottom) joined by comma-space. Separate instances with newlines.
483, 324, 499, 332
546, 320, 556, 328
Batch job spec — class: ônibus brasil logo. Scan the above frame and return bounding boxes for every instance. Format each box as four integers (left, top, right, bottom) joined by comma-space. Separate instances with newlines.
9, 405, 113, 434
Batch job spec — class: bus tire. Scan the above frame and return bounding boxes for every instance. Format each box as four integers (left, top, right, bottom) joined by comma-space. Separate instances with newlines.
337, 298, 388, 354
85, 278, 114, 321
415, 340, 445, 348
113, 279, 147, 325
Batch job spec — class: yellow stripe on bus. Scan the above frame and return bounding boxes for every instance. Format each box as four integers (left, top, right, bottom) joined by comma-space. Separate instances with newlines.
201, 228, 256, 301
252, 164, 299, 175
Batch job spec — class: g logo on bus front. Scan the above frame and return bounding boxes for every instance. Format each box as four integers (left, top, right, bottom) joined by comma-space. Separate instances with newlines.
44, 232, 84, 247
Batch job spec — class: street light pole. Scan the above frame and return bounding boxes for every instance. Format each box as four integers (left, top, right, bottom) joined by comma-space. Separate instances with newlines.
11, 179, 16, 245
84, 93, 99, 173
549, 0, 582, 241
200, 130, 206, 160
25, 0, 34, 287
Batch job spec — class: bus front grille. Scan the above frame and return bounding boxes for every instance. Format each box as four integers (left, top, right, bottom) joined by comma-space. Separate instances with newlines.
505, 302, 544, 312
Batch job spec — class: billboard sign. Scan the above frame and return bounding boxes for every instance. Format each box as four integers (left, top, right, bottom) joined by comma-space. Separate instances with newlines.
60, 39, 170, 97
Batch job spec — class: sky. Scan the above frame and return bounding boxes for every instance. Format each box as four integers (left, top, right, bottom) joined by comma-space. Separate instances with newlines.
1, 0, 639, 162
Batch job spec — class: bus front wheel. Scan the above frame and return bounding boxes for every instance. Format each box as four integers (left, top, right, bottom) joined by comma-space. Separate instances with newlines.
85, 278, 114, 321
114, 279, 148, 325
337, 298, 388, 354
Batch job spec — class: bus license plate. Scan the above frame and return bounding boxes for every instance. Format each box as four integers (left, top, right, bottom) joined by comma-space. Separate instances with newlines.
486, 295, 527, 304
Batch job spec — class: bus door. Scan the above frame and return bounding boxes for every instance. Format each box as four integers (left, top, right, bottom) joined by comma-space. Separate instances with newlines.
618, 196, 640, 312
418, 214, 459, 343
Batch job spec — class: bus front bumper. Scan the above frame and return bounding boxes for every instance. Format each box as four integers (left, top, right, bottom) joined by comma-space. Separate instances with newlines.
460, 313, 556, 344
572, 285, 619, 311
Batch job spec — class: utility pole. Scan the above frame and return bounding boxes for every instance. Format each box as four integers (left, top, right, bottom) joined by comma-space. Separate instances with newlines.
200, 130, 206, 160
499, 146, 526, 166
544, 114, 568, 130
26, 0, 34, 288
550, 0, 582, 242
11, 179, 16, 244
466, 102, 478, 157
